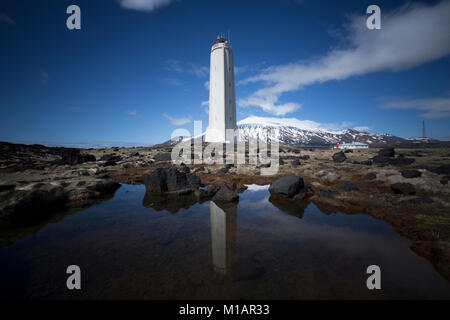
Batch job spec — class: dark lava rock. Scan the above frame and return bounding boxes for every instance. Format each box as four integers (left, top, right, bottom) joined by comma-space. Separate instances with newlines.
401, 169, 422, 178
440, 175, 450, 185
279, 158, 285, 165
0, 185, 15, 192
379, 148, 395, 157
364, 173, 377, 180
142, 166, 200, 193
299, 155, 310, 160
361, 160, 373, 166
344, 149, 353, 153
332, 152, 346, 163
292, 159, 301, 166
153, 153, 172, 162
372, 155, 390, 164
388, 157, 415, 166
195, 185, 220, 201
212, 183, 239, 203
401, 197, 434, 205
102, 161, 117, 167
100, 154, 122, 162
130, 152, 140, 157
269, 176, 304, 198
180, 163, 191, 174
391, 183, 415, 195
193, 166, 205, 173
55, 148, 96, 165
217, 164, 233, 174
340, 181, 359, 192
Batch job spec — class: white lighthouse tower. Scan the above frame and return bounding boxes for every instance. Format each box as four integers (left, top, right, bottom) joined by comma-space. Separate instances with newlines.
205, 36, 237, 143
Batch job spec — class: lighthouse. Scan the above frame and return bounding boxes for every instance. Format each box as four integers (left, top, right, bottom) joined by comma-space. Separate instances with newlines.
205, 36, 237, 143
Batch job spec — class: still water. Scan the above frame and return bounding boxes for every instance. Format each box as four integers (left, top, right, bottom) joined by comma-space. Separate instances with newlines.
1, 184, 449, 299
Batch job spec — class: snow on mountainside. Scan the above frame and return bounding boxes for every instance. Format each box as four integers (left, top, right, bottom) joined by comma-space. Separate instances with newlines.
236, 116, 434, 146
159, 117, 443, 147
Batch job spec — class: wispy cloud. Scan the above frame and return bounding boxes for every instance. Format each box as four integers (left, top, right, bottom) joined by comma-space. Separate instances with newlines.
119, 0, 178, 12
163, 77, 183, 86
38, 69, 50, 85
125, 109, 138, 116
163, 113, 191, 125
0, 13, 15, 26
381, 96, 450, 119
166, 59, 209, 78
353, 126, 372, 132
239, 1, 450, 116
201, 100, 209, 114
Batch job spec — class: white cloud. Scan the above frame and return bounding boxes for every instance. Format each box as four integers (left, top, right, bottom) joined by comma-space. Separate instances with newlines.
381, 96, 450, 119
204, 81, 210, 91
164, 77, 183, 86
119, 0, 177, 12
353, 126, 372, 132
0, 13, 15, 26
163, 113, 191, 125
201, 100, 209, 114
126, 110, 138, 116
238, 116, 359, 133
239, 1, 450, 116
166, 59, 209, 78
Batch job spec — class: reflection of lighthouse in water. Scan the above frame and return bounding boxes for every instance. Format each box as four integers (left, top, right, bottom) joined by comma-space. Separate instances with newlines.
210, 201, 237, 275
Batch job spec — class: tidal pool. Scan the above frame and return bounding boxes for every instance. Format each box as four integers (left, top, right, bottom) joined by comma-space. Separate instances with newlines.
1, 184, 449, 299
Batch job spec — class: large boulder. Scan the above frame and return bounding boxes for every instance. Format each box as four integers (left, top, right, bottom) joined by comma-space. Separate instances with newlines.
269, 176, 304, 198
332, 152, 346, 163
391, 183, 415, 195
401, 169, 422, 178
100, 154, 122, 162
212, 183, 239, 203
142, 166, 200, 194
378, 148, 395, 157
389, 157, 415, 166
372, 155, 390, 164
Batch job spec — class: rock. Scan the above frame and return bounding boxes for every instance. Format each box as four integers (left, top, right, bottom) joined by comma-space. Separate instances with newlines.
361, 160, 373, 166
291, 159, 301, 166
279, 158, 285, 165
269, 176, 304, 198
180, 163, 191, 173
391, 183, 415, 195
372, 155, 390, 164
440, 176, 450, 185
193, 166, 205, 173
299, 155, 310, 160
142, 166, 200, 194
389, 157, 415, 166
0, 185, 15, 192
153, 153, 172, 162
212, 183, 239, 203
401, 169, 422, 178
344, 149, 353, 153
434, 164, 450, 175
332, 152, 346, 163
364, 173, 377, 180
100, 154, 122, 162
379, 148, 395, 157
102, 161, 117, 167
217, 164, 233, 174
340, 181, 359, 192
130, 152, 140, 157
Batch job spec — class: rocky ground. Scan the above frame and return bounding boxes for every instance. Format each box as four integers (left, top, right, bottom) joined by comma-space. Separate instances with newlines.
0, 141, 449, 280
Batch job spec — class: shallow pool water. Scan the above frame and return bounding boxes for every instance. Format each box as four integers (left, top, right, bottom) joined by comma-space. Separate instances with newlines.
1, 184, 449, 299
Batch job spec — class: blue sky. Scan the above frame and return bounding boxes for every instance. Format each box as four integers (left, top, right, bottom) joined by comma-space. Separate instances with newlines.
0, 0, 449, 145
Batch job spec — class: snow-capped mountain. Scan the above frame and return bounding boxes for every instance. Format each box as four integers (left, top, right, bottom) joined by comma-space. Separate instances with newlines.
236, 116, 436, 146
159, 116, 442, 147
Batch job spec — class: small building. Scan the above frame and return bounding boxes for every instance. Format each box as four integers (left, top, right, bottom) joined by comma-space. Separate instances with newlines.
334, 142, 369, 149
